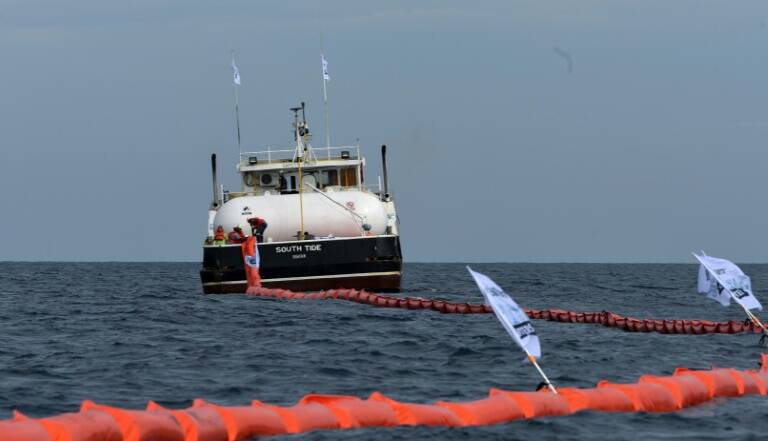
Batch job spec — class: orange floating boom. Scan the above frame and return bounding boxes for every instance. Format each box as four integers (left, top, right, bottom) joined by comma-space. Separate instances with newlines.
3, 355, 768, 440
246, 286, 764, 335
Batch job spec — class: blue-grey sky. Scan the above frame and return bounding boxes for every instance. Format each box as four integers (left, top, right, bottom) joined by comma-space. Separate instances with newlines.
1, 1, 768, 262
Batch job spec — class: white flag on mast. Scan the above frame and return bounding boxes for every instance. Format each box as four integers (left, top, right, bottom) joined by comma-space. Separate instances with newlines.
231, 55, 241, 86
468, 267, 541, 359
694, 253, 763, 312
321, 54, 330, 81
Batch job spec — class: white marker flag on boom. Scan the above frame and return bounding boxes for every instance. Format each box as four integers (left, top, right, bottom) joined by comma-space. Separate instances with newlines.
694, 253, 763, 312
697, 263, 730, 307
468, 267, 541, 359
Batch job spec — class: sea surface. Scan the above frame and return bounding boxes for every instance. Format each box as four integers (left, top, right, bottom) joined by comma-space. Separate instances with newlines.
2, 262, 768, 440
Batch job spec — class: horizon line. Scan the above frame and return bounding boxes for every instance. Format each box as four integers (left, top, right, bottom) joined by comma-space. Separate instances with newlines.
3, 260, 768, 265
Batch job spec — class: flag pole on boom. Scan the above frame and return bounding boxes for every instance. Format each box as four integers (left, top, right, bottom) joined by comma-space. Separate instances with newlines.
527, 353, 557, 394
231, 52, 242, 157
693, 253, 768, 339
467, 267, 557, 394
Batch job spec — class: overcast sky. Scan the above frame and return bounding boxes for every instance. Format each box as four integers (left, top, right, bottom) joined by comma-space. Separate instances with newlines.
1, 1, 767, 262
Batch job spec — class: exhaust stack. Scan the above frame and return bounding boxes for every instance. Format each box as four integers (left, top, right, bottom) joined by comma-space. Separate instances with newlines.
211, 153, 220, 209
381, 145, 390, 201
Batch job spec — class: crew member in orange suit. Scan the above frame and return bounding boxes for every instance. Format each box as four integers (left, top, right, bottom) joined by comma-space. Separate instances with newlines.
213, 226, 226, 246
227, 226, 247, 243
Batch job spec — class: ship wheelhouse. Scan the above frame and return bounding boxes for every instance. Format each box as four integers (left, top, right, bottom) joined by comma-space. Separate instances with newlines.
236, 146, 365, 197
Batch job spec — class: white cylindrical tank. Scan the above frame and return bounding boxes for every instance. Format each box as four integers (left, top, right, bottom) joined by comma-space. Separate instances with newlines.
213, 190, 388, 241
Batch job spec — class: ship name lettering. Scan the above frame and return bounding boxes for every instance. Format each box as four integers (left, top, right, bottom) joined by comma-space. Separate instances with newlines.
275, 244, 322, 253
276, 245, 303, 253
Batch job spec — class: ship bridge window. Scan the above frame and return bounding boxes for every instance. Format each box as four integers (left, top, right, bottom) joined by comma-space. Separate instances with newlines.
278, 174, 298, 193
340, 167, 357, 187
323, 169, 339, 187
243, 172, 256, 188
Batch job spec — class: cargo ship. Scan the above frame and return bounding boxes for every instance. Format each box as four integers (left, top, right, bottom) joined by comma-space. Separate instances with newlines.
200, 103, 402, 293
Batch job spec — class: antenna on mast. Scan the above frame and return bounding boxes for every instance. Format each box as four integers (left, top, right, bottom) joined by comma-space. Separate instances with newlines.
290, 106, 302, 142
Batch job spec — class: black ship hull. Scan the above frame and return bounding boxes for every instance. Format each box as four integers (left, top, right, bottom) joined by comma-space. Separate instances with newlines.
200, 235, 402, 293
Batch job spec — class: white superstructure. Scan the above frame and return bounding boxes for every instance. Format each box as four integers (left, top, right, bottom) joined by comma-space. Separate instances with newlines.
210, 103, 398, 243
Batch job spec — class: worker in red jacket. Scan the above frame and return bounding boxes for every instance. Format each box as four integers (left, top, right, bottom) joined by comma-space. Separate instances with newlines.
247, 217, 268, 243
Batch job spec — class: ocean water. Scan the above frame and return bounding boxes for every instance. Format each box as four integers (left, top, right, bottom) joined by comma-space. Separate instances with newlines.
1, 262, 768, 440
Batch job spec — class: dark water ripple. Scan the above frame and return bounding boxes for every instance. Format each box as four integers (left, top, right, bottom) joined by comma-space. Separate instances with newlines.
2, 262, 768, 439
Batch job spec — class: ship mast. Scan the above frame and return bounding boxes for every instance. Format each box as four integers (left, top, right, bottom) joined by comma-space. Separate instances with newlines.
230, 52, 242, 156
291, 103, 307, 240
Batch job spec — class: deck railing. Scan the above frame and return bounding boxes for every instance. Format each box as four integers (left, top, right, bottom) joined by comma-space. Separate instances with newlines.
224, 183, 384, 202
239, 146, 361, 164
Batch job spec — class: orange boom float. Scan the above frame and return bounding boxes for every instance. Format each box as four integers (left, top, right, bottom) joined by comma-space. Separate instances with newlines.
3, 355, 768, 441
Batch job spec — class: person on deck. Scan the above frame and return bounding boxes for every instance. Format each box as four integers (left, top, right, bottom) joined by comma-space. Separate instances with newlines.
247, 217, 268, 243
227, 226, 247, 244
213, 226, 226, 246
